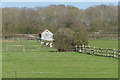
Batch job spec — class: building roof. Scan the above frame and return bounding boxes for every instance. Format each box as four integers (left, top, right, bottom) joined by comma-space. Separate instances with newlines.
39, 29, 48, 34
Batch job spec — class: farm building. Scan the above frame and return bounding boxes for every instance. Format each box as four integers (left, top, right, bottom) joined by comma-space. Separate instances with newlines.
39, 29, 54, 41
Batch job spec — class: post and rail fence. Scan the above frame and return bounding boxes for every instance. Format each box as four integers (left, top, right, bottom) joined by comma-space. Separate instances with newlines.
76, 45, 120, 59
2, 41, 120, 59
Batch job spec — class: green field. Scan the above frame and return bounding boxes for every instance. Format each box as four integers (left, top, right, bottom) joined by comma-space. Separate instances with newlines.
90, 39, 118, 50
2, 39, 118, 78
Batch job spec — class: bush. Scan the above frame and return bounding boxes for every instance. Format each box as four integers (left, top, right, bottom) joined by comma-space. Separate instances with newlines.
54, 30, 73, 51
54, 28, 88, 51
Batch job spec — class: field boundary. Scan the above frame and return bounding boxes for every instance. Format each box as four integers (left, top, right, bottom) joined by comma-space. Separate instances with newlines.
76, 46, 120, 59
2, 45, 42, 52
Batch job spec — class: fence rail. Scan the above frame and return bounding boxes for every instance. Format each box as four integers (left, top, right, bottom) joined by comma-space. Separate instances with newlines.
2, 44, 120, 59
77, 46, 120, 59
2, 45, 42, 52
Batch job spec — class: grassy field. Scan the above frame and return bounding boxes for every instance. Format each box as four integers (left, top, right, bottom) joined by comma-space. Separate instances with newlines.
89, 39, 118, 50
2, 39, 118, 78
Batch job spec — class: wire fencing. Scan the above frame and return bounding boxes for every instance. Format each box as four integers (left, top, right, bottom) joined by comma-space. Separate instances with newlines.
2, 45, 42, 52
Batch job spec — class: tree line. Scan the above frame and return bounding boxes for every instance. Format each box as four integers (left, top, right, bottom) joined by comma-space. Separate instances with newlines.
2, 4, 118, 34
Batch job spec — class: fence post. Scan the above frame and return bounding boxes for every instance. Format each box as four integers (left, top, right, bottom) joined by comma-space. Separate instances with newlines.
6, 45, 8, 51
86, 45, 88, 53
15, 71, 17, 80
84, 45, 86, 53
82, 45, 84, 53
119, 51, 120, 59
79, 46, 82, 53
23, 45, 25, 52
106, 48, 109, 57
93, 46, 95, 55
97, 49, 99, 55
75, 45, 77, 52
89, 46, 91, 54
113, 48, 116, 58
101, 48, 103, 56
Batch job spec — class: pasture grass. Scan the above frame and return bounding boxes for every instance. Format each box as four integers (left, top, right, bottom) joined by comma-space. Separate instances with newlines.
89, 39, 118, 50
2, 39, 118, 78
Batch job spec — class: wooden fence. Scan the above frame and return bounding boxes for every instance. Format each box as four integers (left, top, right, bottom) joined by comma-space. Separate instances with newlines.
41, 41, 120, 59
76, 46, 120, 59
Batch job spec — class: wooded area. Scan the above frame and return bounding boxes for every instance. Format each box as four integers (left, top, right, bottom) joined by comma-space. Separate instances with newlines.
2, 4, 118, 34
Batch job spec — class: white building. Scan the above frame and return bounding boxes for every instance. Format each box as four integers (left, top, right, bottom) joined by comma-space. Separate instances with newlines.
39, 29, 54, 41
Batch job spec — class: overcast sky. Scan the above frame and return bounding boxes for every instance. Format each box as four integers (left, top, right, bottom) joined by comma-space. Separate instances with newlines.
2, 2, 118, 9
